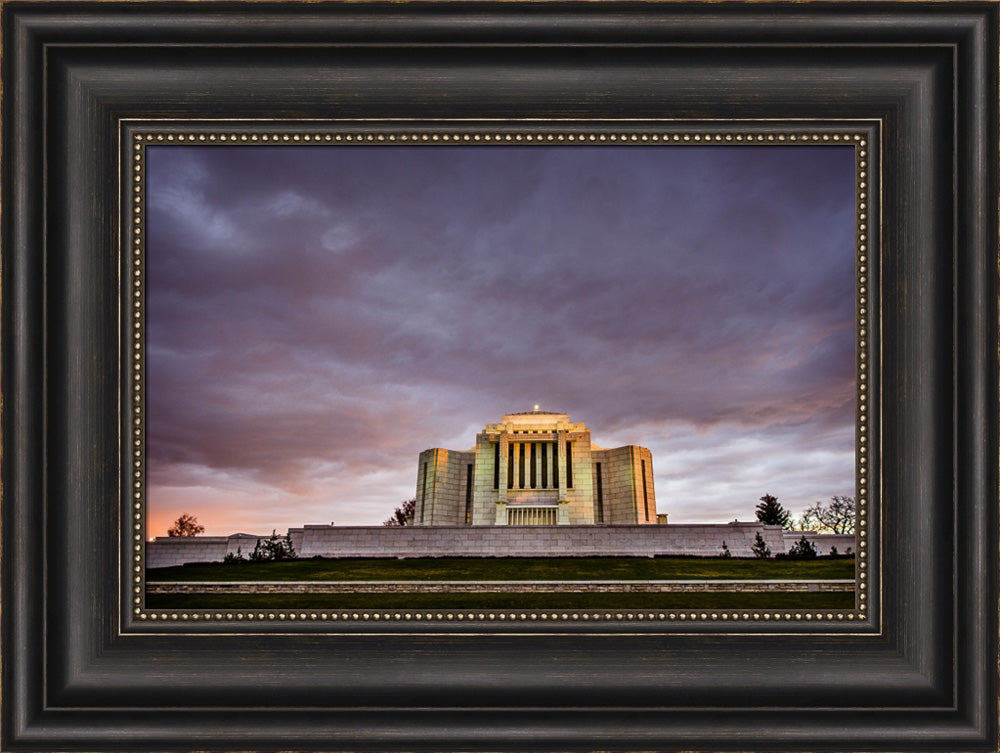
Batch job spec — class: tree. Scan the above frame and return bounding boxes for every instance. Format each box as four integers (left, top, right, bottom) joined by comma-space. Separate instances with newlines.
248, 530, 296, 562
167, 513, 204, 537
383, 498, 416, 526
751, 532, 772, 559
755, 494, 791, 529
787, 516, 814, 532
800, 495, 856, 534
786, 534, 818, 559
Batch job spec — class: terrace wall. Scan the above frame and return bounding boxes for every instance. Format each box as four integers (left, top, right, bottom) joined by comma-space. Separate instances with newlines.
146, 533, 267, 569
782, 532, 856, 555
145, 523, 787, 568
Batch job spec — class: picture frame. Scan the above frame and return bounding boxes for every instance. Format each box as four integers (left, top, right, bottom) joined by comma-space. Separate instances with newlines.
2, 2, 996, 752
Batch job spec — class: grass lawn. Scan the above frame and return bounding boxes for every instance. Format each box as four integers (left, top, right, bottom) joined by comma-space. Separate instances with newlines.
147, 555, 855, 582
145, 591, 855, 610
146, 556, 854, 609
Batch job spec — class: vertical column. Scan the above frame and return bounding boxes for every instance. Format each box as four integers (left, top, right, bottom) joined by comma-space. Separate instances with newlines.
498, 433, 508, 502
531, 442, 538, 489
518, 442, 526, 489
557, 430, 568, 500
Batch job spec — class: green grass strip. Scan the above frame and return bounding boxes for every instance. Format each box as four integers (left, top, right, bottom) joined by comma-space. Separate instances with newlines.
145, 591, 855, 610
147, 555, 855, 583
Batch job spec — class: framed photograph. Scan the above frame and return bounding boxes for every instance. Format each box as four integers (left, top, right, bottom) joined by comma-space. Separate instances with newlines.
140, 128, 865, 617
3, 2, 997, 752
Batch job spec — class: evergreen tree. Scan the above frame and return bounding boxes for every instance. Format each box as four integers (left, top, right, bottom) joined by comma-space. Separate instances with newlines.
755, 494, 792, 528
751, 532, 772, 559
248, 530, 296, 562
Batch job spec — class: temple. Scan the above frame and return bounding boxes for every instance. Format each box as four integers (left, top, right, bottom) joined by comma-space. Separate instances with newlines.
415, 410, 656, 526
148, 408, 860, 567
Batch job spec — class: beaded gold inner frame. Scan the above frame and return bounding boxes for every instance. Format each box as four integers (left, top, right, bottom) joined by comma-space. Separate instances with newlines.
125, 120, 877, 630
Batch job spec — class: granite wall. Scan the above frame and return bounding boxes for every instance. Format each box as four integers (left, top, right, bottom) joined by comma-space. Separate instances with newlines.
277, 522, 786, 559
147, 525, 855, 568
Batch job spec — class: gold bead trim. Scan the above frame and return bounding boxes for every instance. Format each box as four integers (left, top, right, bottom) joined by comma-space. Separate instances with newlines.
132, 131, 863, 144
129, 126, 872, 626
136, 609, 864, 623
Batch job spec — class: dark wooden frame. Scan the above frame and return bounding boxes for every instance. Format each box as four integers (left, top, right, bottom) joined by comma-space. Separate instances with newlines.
3, 2, 997, 751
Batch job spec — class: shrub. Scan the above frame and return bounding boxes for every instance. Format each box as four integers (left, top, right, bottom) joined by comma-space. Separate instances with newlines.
248, 530, 297, 562
720, 541, 732, 559
751, 532, 772, 559
786, 535, 818, 559
223, 547, 245, 564
829, 546, 838, 556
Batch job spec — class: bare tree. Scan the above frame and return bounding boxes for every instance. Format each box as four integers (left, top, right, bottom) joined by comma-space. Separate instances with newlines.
800, 495, 856, 534
383, 498, 416, 526
167, 513, 205, 537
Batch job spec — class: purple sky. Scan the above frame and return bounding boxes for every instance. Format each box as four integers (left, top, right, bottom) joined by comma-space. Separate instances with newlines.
145, 143, 856, 537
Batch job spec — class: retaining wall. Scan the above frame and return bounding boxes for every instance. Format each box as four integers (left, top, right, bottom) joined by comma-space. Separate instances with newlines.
146, 525, 855, 569
782, 532, 855, 555
285, 522, 785, 559
146, 533, 268, 569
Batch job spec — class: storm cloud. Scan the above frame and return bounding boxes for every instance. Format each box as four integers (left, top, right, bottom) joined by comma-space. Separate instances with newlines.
145, 144, 856, 535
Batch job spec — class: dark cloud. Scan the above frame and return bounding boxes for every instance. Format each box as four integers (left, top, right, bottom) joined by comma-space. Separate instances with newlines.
146, 144, 856, 534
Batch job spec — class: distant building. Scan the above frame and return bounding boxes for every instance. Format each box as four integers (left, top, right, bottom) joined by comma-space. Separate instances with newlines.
415, 410, 656, 526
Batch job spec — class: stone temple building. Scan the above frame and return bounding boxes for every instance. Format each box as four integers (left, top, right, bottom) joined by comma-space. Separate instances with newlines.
147, 407, 852, 566
415, 410, 656, 526
147, 408, 855, 566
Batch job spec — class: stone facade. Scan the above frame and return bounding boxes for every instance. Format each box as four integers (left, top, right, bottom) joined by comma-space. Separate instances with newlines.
416, 410, 656, 526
